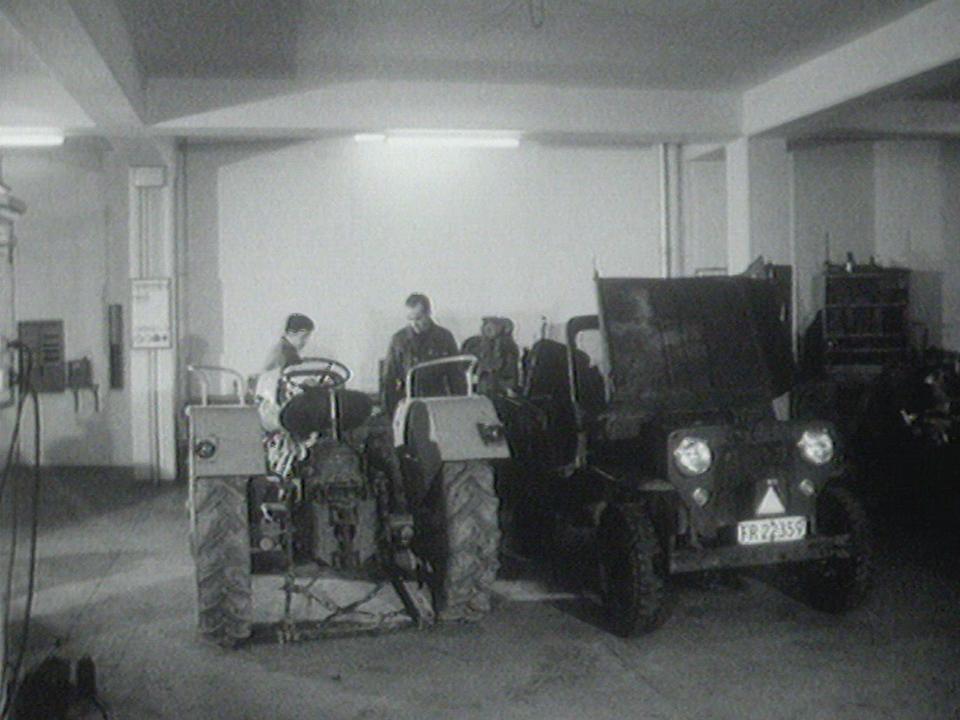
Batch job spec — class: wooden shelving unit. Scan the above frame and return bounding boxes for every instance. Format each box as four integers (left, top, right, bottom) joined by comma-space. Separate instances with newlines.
820, 267, 910, 370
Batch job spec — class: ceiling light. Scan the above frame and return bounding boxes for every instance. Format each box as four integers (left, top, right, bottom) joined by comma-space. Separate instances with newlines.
0, 131, 65, 148
388, 136, 519, 149
354, 133, 386, 143
386, 131, 521, 149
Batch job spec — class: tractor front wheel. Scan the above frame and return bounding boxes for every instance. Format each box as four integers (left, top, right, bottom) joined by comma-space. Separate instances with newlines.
192, 476, 253, 647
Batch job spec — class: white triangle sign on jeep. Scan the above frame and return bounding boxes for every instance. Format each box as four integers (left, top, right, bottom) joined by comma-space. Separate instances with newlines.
756, 486, 786, 516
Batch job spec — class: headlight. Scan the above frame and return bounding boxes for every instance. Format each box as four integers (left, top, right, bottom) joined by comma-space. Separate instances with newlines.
194, 438, 217, 460
673, 437, 712, 476
476, 422, 505, 445
798, 429, 834, 465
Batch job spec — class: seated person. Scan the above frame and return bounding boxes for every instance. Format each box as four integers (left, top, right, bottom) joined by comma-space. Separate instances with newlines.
256, 314, 371, 439
263, 313, 314, 371
461, 316, 519, 395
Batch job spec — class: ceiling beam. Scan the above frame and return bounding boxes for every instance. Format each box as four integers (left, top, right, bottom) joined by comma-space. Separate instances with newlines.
148, 79, 741, 143
682, 143, 725, 162
742, 0, 960, 137
0, 0, 146, 131
826, 100, 960, 137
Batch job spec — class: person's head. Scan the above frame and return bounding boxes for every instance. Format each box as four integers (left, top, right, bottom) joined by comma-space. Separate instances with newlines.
405, 293, 432, 332
283, 313, 315, 350
481, 316, 514, 340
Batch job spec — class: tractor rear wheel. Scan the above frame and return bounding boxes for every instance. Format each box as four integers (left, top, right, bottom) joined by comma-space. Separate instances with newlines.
192, 476, 253, 647
801, 483, 873, 613
427, 461, 501, 621
598, 503, 669, 637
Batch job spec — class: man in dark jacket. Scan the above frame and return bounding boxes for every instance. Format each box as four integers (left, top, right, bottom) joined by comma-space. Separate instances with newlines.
383, 293, 465, 413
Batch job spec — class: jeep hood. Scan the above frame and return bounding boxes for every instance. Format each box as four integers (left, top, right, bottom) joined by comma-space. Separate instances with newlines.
596, 276, 794, 417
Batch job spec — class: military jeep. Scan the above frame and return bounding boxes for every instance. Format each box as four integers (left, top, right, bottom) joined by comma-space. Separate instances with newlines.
499, 274, 872, 636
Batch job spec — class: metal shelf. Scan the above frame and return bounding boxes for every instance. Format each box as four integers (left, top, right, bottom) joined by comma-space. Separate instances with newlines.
825, 303, 907, 309
824, 333, 906, 339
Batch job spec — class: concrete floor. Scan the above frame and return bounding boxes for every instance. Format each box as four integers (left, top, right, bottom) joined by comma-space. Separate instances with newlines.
10, 469, 960, 720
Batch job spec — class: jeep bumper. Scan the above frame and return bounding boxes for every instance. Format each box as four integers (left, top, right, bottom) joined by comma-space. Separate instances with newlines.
669, 534, 850, 574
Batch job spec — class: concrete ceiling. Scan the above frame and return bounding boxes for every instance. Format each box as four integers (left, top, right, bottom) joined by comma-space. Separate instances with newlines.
915, 71, 960, 100
114, 0, 934, 90
0, 0, 958, 146
0, 13, 92, 128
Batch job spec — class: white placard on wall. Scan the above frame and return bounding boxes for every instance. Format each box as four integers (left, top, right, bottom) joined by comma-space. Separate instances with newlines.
131, 278, 172, 349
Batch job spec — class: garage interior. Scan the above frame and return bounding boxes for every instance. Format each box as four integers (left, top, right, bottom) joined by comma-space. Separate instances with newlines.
0, 1, 959, 718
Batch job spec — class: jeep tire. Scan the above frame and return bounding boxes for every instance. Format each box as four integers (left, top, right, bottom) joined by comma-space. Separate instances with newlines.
192, 476, 253, 647
598, 503, 669, 637
802, 483, 873, 613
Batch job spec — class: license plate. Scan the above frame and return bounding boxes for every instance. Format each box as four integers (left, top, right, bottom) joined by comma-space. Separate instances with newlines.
737, 516, 807, 545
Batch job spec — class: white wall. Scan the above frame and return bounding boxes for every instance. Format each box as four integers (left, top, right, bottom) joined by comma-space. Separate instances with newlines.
790, 139, 960, 352
1, 146, 130, 465
185, 139, 664, 391
943, 142, 960, 351
725, 138, 793, 275
792, 142, 875, 330
681, 158, 727, 276
874, 140, 955, 349
748, 139, 792, 266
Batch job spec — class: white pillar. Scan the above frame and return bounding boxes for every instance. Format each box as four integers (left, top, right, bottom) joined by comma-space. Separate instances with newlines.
0, 184, 25, 403
0, 174, 24, 712
128, 159, 178, 481
725, 139, 752, 274
724, 138, 792, 274
659, 143, 683, 277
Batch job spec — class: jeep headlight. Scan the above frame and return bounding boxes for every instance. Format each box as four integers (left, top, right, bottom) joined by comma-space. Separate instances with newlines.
673, 437, 712, 476
798, 429, 834, 465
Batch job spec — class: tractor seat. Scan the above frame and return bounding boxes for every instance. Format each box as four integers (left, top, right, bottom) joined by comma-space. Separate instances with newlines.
280, 387, 374, 438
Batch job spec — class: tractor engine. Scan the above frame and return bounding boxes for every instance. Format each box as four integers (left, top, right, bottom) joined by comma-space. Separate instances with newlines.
302, 441, 378, 572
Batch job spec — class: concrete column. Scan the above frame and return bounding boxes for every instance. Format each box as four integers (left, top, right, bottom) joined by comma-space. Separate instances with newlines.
659, 143, 683, 277
725, 139, 752, 274
724, 138, 792, 274
0, 181, 25, 405
128, 158, 178, 481
0, 177, 24, 710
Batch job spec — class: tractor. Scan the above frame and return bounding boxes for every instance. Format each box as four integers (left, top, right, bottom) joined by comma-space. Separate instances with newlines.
497, 273, 873, 636
185, 354, 506, 646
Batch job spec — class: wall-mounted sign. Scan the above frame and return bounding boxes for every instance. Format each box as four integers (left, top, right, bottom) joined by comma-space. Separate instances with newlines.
131, 278, 172, 349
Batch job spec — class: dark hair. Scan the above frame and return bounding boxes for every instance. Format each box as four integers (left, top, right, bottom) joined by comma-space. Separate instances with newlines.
405, 293, 431, 315
285, 313, 315, 333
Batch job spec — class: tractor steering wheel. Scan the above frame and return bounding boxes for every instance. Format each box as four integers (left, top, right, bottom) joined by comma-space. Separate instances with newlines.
281, 357, 352, 390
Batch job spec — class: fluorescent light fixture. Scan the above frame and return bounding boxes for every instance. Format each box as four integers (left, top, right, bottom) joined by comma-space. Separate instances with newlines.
0, 130, 65, 148
387, 130, 521, 148
354, 130, 521, 148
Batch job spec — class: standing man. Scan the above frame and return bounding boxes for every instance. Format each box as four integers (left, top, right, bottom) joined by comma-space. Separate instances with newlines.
383, 293, 465, 413
263, 313, 314, 371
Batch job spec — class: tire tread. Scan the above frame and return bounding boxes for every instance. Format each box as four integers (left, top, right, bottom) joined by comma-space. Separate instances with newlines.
192, 476, 253, 646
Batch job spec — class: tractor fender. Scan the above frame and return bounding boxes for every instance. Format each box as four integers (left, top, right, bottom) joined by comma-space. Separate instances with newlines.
393, 396, 510, 469
187, 405, 265, 478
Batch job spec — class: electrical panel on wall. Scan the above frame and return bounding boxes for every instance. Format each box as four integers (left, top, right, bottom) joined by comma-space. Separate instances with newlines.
18, 320, 66, 392
131, 279, 171, 349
